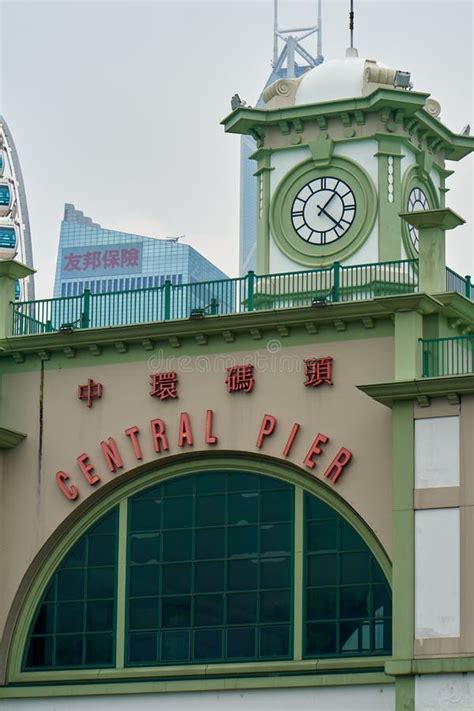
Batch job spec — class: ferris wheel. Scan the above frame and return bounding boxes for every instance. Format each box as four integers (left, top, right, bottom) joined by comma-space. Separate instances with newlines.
0, 115, 35, 300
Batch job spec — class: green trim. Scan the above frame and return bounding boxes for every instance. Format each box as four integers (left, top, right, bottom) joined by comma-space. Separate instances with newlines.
394, 311, 423, 380
376, 138, 403, 262
4, 453, 392, 685
256, 156, 272, 273
400, 165, 440, 260
391, 402, 414, 662
269, 157, 377, 267
358, 373, 474, 408
0, 670, 393, 698
395, 676, 415, 711
387, 655, 474, 675
293, 486, 304, 661
115, 500, 128, 668
0, 426, 26, 449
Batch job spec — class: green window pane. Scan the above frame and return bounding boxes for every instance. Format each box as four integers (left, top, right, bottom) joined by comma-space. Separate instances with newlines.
196, 495, 226, 526
90, 514, 117, 535
228, 473, 261, 491
32, 603, 55, 635
61, 540, 86, 569
340, 521, 367, 551
374, 584, 392, 618
261, 491, 292, 522
87, 567, 115, 599
162, 530, 192, 562
130, 565, 160, 597
260, 558, 290, 589
227, 559, 258, 591
260, 625, 290, 657
162, 563, 191, 595
195, 561, 225, 593
56, 569, 85, 601
306, 497, 336, 521
375, 619, 392, 651
55, 635, 83, 667
306, 622, 337, 655
195, 528, 226, 559
260, 590, 290, 623
227, 592, 257, 624
341, 620, 371, 652
194, 594, 224, 626
195, 473, 226, 494
164, 477, 194, 496
129, 632, 158, 664
87, 535, 116, 567
340, 586, 370, 619
229, 492, 259, 525
85, 633, 113, 665
56, 602, 84, 634
129, 598, 159, 630
228, 525, 258, 557
162, 497, 193, 529
226, 627, 256, 658
307, 520, 338, 552
307, 554, 338, 587
130, 533, 161, 565
307, 587, 337, 621
86, 600, 114, 632
130, 500, 162, 532
193, 629, 223, 660
161, 630, 190, 661
161, 597, 191, 628
26, 637, 53, 669
261, 523, 291, 555
340, 552, 371, 584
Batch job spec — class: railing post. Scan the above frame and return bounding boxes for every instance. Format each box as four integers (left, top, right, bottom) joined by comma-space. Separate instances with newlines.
164, 279, 172, 320
247, 270, 255, 312
420, 340, 430, 378
209, 297, 218, 315
465, 274, 472, 299
332, 261, 341, 302
81, 288, 91, 329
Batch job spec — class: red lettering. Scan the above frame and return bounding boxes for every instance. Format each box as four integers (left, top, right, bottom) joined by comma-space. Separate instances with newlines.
150, 418, 169, 453
178, 412, 193, 447
77, 453, 100, 486
256, 414, 277, 448
100, 437, 123, 473
205, 409, 218, 445
303, 433, 329, 470
125, 425, 143, 460
324, 447, 352, 483
56, 471, 79, 501
282, 423, 300, 457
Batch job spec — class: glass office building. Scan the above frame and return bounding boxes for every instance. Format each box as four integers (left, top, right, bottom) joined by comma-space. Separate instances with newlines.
54, 204, 228, 297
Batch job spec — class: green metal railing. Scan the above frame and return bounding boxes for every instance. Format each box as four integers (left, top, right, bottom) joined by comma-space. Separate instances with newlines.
446, 267, 472, 299
8, 258, 427, 336
421, 336, 474, 378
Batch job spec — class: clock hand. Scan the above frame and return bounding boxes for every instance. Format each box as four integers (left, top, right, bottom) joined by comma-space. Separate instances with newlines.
317, 192, 337, 216
316, 205, 339, 226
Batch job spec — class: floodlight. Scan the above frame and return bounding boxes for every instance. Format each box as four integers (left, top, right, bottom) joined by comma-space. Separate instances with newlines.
394, 71, 412, 89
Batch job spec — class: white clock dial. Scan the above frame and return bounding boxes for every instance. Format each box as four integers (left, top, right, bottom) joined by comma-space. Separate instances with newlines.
291, 177, 356, 245
407, 187, 430, 252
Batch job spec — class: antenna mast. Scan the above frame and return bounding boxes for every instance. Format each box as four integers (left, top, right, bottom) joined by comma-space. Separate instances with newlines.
271, 0, 324, 75
349, 0, 354, 49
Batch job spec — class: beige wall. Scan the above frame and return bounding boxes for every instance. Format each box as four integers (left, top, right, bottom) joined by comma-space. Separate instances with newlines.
0, 337, 394, 639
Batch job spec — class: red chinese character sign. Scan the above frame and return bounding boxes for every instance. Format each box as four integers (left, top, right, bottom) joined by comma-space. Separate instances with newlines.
78, 379, 103, 408
304, 357, 333, 388
61, 244, 142, 278
150, 372, 178, 400
225, 365, 255, 393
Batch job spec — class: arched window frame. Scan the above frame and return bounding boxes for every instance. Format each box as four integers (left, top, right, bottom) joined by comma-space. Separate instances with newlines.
3, 455, 392, 685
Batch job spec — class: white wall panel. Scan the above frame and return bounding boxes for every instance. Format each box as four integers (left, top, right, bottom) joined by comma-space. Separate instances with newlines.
0, 685, 395, 710
416, 673, 474, 711
415, 416, 460, 488
415, 508, 460, 638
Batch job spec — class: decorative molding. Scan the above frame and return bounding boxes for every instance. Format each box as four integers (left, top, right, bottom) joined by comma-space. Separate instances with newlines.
0, 426, 26, 449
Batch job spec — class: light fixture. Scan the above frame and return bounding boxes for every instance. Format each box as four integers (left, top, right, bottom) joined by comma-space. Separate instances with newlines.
189, 309, 205, 320
311, 296, 328, 307
231, 94, 242, 111
59, 323, 74, 334
394, 70, 412, 89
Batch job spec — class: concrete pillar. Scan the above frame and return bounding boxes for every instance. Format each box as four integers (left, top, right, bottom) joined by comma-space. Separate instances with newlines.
400, 208, 465, 295
0, 260, 35, 339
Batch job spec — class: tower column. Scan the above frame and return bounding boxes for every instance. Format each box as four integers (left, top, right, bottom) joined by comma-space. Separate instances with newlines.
0, 260, 35, 339
375, 138, 403, 262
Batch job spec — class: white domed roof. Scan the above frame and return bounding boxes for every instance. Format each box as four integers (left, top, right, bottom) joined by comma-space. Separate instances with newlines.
295, 57, 370, 105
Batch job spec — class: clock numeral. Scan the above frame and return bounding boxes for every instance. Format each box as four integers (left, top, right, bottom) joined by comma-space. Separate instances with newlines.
343, 203, 356, 211
320, 177, 327, 189
292, 211, 304, 217
340, 190, 352, 199
319, 231, 327, 244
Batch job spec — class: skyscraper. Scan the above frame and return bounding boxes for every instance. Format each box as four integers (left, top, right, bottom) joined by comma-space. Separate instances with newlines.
239, 0, 323, 275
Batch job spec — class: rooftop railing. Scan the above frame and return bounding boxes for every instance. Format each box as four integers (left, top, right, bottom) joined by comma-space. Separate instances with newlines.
9, 258, 470, 337
421, 336, 474, 378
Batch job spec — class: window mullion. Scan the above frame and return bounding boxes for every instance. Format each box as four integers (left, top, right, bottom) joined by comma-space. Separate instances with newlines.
293, 486, 304, 661
115, 498, 128, 668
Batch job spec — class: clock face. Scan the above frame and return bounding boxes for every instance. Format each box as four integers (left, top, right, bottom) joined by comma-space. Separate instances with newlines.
407, 187, 430, 252
291, 177, 357, 245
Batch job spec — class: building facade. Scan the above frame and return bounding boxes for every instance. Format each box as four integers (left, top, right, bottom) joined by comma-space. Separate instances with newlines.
1, 49, 474, 711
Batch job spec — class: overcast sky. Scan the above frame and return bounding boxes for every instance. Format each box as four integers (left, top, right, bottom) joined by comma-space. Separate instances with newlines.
1, 0, 473, 298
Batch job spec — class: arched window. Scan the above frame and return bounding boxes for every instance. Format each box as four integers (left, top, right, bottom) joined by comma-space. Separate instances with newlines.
23, 470, 391, 672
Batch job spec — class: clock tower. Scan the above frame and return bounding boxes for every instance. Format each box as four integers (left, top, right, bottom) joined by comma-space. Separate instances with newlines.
223, 52, 474, 274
